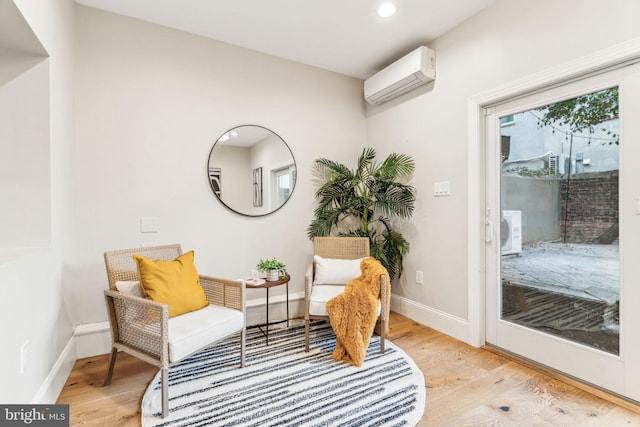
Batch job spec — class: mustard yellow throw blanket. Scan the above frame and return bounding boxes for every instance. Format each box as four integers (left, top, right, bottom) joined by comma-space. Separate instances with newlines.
326, 257, 391, 367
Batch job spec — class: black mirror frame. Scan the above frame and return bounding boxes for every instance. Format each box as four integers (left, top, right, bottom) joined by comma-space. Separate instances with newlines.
207, 125, 296, 217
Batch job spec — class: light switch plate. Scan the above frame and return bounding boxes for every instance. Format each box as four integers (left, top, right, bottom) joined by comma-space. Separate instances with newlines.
140, 217, 159, 233
433, 181, 450, 197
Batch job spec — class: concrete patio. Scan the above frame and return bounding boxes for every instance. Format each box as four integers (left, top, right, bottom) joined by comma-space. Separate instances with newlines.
501, 242, 619, 354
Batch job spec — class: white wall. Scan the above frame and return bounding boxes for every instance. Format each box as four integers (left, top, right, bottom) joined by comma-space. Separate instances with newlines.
0, 0, 76, 404
210, 145, 252, 213
0, 60, 50, 247
367, 0, 640, 339
73, 6, 367, 326
8, 0, 640, 404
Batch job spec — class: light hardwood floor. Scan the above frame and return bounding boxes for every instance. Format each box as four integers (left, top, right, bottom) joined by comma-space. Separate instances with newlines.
57, 312, 640, 426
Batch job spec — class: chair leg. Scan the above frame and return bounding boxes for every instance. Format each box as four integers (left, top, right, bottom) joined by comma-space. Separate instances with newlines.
161, 368, 169, 418
380, 318, 386, 354
305, 319, 310, 352
240, 328, 246, 368
103, 347, 118, 386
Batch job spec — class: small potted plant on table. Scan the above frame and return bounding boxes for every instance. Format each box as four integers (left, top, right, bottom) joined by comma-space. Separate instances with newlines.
257, 258, 287, 281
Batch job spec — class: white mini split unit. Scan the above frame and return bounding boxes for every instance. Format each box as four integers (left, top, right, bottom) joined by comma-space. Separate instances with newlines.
501, 210, 522, 255
364, 46, 436, 105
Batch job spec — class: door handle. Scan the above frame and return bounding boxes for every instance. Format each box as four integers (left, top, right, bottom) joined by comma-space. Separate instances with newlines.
485, 219, 493, 243
485, 206, 494, 243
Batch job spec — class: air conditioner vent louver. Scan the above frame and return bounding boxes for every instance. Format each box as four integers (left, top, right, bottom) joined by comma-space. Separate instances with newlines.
549, 155, 559, 175
548, 154, 565, 175
366, 74, 423, 104
364, 46, 435, 105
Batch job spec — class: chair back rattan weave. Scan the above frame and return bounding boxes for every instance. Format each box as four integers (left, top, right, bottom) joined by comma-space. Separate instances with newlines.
313, 237, 370, 260
104, 244, 182, 290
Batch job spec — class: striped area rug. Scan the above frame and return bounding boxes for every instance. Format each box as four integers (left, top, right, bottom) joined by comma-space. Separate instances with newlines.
141, 321, 425, 426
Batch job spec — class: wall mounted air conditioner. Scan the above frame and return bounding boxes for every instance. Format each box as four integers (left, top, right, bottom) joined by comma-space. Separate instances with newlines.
364, 46, 435, 105
501, 210, 522, 255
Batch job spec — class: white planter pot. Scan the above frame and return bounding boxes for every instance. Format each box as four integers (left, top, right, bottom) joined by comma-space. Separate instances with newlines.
266, 270, 280, 281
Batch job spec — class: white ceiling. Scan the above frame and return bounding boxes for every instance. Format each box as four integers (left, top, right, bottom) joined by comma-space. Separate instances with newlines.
75, 0, 496, 79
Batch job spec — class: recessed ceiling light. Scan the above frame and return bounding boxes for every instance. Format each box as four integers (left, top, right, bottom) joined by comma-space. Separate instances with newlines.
377, 3, 396, 18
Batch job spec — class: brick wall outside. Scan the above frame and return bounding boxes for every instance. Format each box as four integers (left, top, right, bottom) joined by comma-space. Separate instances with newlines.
560, 171, 618, 243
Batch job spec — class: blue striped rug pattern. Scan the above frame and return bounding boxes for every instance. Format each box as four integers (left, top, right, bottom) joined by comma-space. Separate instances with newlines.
142, 321, 425, 427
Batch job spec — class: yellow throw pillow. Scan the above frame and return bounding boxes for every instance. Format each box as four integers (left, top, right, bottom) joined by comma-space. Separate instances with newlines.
133, 251, 208, 318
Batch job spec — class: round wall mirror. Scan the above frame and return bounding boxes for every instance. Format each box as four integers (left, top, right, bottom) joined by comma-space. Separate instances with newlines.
207, 125, 297, 217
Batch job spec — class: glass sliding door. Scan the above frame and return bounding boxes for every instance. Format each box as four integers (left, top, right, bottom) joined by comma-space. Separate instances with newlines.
483, 65, 640, 398
500, 86, 620, 355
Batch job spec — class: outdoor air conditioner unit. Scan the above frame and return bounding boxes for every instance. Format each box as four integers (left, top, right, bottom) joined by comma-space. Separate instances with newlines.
549, 154, 566, 175
364, 46, 435, 105
501, 210, 522, 255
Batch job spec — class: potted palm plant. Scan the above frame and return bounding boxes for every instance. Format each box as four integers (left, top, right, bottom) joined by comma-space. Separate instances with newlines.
307, 147, 416, 279
256, 258, 287, 281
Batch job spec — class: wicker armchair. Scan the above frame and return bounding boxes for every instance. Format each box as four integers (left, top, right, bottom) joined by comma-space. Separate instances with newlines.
304, 237, 388, 353
103, 244, 245, 418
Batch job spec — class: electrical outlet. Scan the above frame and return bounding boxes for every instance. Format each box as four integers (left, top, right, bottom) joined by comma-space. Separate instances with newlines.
20, 340, 29, 374
416, 270, 424, 285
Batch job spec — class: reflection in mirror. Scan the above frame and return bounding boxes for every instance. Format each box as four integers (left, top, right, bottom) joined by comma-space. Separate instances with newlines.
208, 125, 296, 216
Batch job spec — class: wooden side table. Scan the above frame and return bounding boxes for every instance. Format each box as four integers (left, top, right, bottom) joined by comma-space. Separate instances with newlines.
245, 275, 290, 345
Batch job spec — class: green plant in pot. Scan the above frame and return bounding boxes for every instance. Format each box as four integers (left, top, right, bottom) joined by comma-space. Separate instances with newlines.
307, 147, 416, 279
257, 258, 287, 281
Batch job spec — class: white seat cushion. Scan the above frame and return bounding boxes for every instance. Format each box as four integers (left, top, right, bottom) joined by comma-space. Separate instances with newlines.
309, 285, 346, 316
168, 304, 244, 362
309, 284, 382, 317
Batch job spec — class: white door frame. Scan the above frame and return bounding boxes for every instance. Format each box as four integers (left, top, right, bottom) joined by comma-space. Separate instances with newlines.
485, 72, 629, 395
466, 37, 640, 349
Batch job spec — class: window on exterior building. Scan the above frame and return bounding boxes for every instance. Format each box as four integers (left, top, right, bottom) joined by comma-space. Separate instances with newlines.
500, 114, 515, 126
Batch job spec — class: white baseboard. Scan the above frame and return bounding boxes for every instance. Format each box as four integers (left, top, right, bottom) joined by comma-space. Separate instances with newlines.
32, 337, 76, 404
246, 291, 304, 326
66, 293, 308, 360
245, 291, 304, 309
42, 293, 468, 403
390, 294, 470, 344
34, 323, 113, 404
70, 294, 470, 359
75, 321, 112, 358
